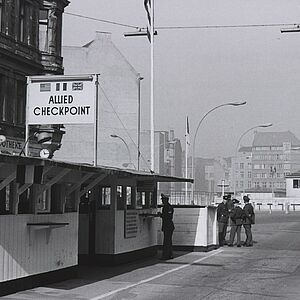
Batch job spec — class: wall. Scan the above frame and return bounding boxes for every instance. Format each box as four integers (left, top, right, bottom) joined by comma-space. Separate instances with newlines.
0, 213, 78, 283
157, 206, 217, 248
94, 209, 157, 255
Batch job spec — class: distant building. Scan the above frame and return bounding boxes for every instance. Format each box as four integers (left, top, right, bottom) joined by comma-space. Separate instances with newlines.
55, 32, 140, 167
233, 146, 252, 194
139, 129, 183, 193
251, 131, 300, 193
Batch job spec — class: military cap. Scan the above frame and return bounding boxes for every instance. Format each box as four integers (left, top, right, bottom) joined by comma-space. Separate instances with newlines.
161, 193, 170, 200
243, 195, 250, 202
232, 199, 240, 204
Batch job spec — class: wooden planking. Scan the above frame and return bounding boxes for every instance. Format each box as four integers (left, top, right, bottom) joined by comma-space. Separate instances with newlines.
0, 213, 78, 282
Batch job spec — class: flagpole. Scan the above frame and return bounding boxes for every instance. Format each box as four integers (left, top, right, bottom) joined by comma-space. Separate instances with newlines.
150, 0, 155, 172
185, 116, 189, 204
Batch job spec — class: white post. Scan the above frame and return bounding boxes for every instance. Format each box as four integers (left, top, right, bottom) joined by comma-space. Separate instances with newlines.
94, 74, 100, 166
150, 0, 154, 172
25, 77, 30, 156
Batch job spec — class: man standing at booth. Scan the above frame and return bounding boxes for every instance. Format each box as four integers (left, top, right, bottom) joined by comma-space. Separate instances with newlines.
158, 193, 175, 260
243, 195, 254, 247
217, 195, 230, 246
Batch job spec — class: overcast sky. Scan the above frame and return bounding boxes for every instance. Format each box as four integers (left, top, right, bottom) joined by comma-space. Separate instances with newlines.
63, 0, 300, 158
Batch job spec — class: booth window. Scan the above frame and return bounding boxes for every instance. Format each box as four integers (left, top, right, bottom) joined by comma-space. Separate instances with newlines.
117, 186, 125, 210
98, 187, 111, 209
37, 189, 51, 213
136, 192, 146, 209
126, 187, 134, 209
18, 190, 31, 214
64, 183, 77, 212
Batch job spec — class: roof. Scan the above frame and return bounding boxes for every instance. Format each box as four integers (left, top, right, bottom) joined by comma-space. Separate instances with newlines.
0, 154, 193, 183
238, 146, 252, 153
253, 131, 300, 147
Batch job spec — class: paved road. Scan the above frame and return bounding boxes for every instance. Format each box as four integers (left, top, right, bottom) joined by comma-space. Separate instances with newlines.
3, 211, 300, 300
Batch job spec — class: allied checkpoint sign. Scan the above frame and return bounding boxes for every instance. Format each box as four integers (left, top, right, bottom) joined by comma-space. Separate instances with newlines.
27, 74, 96, 125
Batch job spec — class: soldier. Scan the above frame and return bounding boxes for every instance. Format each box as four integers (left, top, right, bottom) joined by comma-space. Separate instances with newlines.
217, 195, 230, 246
228, 199, 244, 247
243, 195, 255, 247
158, 193, 175, 260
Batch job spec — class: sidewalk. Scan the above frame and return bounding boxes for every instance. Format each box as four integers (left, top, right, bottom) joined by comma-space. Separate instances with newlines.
3, 211, 300, 300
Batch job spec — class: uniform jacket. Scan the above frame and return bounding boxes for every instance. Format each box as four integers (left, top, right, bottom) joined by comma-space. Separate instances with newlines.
217, 202, 229, 223
161, 203, 175, 232
230, 206, 244, 226
243, 203, 255, 225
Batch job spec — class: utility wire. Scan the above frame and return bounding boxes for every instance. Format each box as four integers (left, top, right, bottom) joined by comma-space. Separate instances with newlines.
155, 23, 299, 30
65, 12, 139, 29
65, 12, 298, 31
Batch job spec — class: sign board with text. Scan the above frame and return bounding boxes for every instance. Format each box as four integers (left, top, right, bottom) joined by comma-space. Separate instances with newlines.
27, 75, 96, 125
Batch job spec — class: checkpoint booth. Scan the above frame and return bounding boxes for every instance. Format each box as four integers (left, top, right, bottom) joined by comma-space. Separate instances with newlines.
78, 170, 193, 265
0, 153, 192, 295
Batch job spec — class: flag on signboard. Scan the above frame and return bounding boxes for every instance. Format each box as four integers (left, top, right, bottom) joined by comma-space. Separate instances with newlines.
144, 0, 153, 42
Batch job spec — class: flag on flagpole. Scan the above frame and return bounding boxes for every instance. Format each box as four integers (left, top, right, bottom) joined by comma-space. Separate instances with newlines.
185, 116, 190, 147
144, 0, 153, 43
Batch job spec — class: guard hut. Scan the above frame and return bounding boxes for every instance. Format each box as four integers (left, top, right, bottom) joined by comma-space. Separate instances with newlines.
0, 153, 192, 295
78, 169, 193, 265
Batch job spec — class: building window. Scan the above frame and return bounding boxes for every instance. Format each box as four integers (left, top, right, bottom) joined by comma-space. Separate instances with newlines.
240, 171, 244, 178
248, 181, 252, 188
240, 163, 244, 169
0, 0, 4, 33
262, 182, 267, 188
248, 171, 251, 178
19, 1, 25, 42
39, 9, 48, 51
293, 179, 300, 189
254, 182, 260, 188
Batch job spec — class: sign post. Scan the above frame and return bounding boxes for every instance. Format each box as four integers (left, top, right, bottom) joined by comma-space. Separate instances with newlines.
26, 74, 98, 163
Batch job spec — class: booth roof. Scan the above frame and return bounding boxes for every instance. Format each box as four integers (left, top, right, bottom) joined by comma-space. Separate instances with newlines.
0, 154, 193, 183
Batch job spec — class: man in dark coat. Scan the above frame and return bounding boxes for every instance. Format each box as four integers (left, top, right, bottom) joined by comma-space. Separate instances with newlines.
228, 199, 244, 247
243, 195, 254, 247
158, 193, 175, 260
217, 195, 230, 246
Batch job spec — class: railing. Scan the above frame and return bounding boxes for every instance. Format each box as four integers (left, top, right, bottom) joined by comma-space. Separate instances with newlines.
158, 190, 216, 206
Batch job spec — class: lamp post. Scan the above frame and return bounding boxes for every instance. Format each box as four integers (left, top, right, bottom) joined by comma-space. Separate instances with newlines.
110, 134, 133, 169
138, 75, 144, 171
233, 123, 273, 196
192, 101, 246, 203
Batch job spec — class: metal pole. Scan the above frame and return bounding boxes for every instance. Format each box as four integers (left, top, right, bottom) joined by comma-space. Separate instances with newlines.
150, 0, 154, 172
94, 74, 100, 167
138, 76, 144, 171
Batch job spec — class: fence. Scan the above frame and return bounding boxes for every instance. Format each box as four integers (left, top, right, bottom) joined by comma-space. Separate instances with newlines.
158, 190, 216, 206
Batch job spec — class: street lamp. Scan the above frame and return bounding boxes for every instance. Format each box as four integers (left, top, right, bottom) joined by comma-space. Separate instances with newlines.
192, 101, 246, 203
233, 123, 273, 196
137, 75, 144, 171
110, 134, 134, 169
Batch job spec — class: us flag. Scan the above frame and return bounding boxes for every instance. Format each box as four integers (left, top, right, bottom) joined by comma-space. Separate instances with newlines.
144, 0, 153, 43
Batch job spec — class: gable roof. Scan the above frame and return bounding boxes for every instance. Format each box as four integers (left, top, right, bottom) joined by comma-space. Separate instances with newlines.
253, 131, 300, 147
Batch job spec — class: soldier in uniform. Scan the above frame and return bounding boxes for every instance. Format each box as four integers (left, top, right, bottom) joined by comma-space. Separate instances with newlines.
228, 199, 244, 247
217, 195, 230, 246
243, 195, 254, 247
158, 193, 175, 260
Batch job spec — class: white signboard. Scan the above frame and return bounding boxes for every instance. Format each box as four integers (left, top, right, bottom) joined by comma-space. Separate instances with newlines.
27, 75, 96, 125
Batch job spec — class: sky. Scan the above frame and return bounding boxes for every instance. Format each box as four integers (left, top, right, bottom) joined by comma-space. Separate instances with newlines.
62, 0, 300, 158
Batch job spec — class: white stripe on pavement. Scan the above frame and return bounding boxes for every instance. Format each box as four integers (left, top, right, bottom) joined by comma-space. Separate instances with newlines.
90, 249, 223, 300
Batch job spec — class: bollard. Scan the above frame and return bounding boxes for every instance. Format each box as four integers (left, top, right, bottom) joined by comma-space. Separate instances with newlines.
268, 204, 272, 214
285, 203, 289, 214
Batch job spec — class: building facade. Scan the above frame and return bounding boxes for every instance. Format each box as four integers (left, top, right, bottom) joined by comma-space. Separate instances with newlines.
0, 0, 69, 156
54, 32, 140, 168
233, 146, 252, 194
